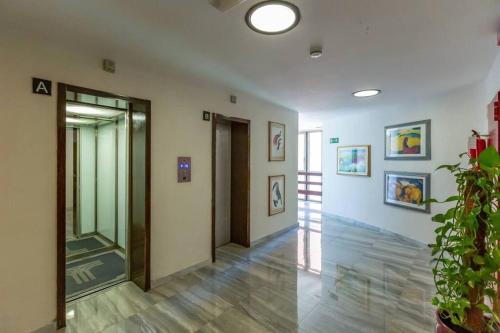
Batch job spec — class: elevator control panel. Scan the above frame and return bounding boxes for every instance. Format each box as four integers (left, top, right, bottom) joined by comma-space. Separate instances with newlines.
177, 157, 191, 183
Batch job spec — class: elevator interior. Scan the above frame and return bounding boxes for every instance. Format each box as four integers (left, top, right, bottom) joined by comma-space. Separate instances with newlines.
65, 93, 129, 300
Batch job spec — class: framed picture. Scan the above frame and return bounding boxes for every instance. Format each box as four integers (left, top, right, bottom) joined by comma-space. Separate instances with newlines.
269, 121, 285, 161
384, 171, 431, 213
268, 175, 285, 216
337, 145, 371, 177
384, 120, 431, 160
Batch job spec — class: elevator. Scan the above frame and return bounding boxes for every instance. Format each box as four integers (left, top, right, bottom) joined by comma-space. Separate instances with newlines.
65, 102, 128, 301
215, 122, 231, 248
212, 114, 251, 261
57, 84, 151, 328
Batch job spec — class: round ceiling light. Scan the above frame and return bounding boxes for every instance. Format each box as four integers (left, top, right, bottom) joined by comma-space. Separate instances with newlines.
353, 89, 382, 98
246, 1, 300, 35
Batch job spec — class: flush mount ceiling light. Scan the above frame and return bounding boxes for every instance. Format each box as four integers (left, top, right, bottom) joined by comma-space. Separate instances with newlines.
353, 89, 382, 98
65, 117, 97, 125
245, 1, 300, 35
66, 103, 125, 118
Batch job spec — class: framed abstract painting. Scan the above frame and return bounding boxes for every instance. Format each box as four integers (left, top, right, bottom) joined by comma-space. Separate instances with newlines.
269, 121, 285, 161
384, 120, 431, 160
268, 175, 285, 216
384, 171, 431, 213
337, 145, 371, 177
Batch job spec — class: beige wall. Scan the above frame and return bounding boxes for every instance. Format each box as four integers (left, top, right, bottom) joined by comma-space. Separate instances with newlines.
0, 31, 298, 333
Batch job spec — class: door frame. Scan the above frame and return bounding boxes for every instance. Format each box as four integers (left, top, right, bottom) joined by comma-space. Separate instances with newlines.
56, 83, 151, 328
211, 114, 251, 262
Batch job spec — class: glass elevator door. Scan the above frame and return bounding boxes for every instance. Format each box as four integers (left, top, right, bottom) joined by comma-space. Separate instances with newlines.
128, 101, 150, 291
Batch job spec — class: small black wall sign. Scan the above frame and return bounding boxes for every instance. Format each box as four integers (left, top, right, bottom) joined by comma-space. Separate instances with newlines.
32, 78, 52, 96
202, 111, 211, 121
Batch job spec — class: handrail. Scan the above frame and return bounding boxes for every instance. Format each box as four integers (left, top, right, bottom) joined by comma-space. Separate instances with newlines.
298, 171, 322, 176
298, 171, 322, 201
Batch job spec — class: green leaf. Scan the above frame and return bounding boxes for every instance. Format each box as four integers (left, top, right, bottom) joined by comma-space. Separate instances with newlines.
484, 288, 497, 299
432, 214, 446, 223
473, 255, 485, 265
444, 195, 461, 203
436, 163, 460, 171
493, 248, 500, 266
478, 146, 500, 168
491, 212, 500, 224
423, 198, 439, 204
476, 304, 492, 314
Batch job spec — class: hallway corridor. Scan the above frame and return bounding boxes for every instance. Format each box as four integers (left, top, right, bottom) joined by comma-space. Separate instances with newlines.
63, 202, 435, 333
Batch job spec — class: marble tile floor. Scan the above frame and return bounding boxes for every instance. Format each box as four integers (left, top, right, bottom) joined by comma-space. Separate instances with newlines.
61, 201, 436, 333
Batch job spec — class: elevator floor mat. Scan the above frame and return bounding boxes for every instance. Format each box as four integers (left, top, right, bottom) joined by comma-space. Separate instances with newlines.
66, 250, 126, 299
66, 236, 109, 257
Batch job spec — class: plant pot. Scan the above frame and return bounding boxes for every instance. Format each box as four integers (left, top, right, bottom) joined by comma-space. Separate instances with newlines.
435, 311, 499, 333
436, 311, 471, 333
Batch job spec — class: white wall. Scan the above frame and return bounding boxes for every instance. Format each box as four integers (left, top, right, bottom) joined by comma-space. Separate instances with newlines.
322, 56, 499, 244
0, 31, 298, 333
485, 52, 500, 101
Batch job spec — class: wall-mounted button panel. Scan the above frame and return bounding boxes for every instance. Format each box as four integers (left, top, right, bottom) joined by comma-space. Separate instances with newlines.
177, 157, 191, 183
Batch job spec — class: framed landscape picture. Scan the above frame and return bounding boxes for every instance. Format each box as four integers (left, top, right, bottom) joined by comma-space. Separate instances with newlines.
337, 145, 371, 177
269, 121, 285, 161
268, 175, 285, 216
384, 171, 430, 213
384, 120, 431, 160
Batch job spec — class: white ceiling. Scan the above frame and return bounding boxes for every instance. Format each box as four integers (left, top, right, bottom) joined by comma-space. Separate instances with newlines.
1, 0, 499, 113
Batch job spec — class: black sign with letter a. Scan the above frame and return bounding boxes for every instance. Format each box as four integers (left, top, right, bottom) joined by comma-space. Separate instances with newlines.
32, 78, 52, 96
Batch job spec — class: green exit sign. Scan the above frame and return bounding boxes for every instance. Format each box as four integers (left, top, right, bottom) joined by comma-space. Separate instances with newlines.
330, 137, 339, 144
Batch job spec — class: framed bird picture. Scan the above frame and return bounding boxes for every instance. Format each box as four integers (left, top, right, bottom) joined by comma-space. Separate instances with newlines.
269, 175, 285, 216
269, 121, 285, 161
384, 120, 431, 160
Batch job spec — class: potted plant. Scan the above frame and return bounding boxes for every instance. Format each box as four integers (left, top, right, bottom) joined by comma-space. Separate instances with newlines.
428, 146, 500, 333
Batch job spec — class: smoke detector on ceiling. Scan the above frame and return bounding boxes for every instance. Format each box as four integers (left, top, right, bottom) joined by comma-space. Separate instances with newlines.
310, 46, 323, 59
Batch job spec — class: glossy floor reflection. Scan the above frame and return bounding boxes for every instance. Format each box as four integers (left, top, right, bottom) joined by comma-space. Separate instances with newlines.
62, 201, 435, 332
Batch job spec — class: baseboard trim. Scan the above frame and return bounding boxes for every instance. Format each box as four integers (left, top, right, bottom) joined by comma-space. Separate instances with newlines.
251, 223, 299, 247
151, 259, 211, 289
322, 212, 427, 247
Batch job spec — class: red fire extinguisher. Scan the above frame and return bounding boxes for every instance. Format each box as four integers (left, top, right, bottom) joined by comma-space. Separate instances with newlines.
468, 130, 487, 159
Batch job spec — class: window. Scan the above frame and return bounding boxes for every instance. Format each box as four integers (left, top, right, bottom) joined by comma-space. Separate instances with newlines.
298, 131, 322, 202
